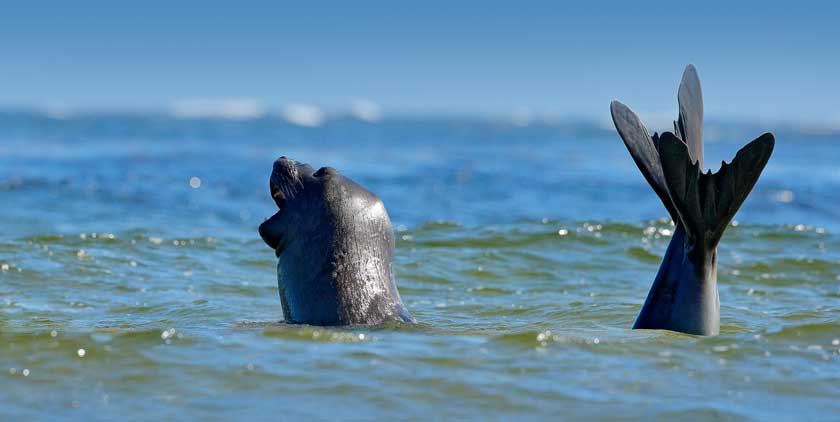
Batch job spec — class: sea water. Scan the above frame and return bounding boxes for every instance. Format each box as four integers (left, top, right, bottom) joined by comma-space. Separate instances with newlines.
1, 114, 838, 420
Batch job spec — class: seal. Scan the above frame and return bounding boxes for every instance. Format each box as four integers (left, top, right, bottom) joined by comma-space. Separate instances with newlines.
258, 157, 415, 326
610, 65, 774, 335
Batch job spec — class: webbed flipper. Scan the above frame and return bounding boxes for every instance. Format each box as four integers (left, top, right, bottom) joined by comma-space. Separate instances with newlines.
676, 64, 705, 168
658, 132, 774, 246
610, 100, 679, 220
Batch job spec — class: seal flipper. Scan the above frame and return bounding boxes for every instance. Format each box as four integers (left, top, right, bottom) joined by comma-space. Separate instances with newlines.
658, 132, 774, 247
610, 100, 679, 220
675, 64, 704, 170
616, 65, 775, 335
705, 133, 775, 245
648, 132, 772, 334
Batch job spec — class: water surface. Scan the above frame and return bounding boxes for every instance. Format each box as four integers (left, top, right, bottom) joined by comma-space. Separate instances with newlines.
1, 115, 838, 420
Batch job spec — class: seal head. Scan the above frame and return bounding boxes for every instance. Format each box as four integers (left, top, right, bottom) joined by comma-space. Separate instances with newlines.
259, 157, 414, 326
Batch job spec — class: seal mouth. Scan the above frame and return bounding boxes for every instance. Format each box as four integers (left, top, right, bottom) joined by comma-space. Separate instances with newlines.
269, 173, 288, 211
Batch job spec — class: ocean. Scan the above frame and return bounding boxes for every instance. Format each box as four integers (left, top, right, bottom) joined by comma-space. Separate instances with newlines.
1, 112, 838, 420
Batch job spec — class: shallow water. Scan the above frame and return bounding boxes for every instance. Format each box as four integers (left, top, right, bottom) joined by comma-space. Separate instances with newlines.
1, 115, 838, 420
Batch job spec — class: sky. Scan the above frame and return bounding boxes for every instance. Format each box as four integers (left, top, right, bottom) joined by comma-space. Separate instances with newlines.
1, 1, 838, 124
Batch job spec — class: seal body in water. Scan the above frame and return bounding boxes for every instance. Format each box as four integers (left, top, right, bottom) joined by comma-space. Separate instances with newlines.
258, 157, 415, 326
610, 65, 774, 335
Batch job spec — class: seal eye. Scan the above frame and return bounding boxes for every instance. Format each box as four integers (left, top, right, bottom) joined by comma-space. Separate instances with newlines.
313, 167, 338, 177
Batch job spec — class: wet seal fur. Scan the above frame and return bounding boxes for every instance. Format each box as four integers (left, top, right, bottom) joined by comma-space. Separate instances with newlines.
610, 65, 774, 335
258, 157, 415, 326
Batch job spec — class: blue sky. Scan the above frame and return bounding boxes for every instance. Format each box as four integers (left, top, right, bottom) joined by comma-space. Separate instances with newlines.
1, 1, 838, 123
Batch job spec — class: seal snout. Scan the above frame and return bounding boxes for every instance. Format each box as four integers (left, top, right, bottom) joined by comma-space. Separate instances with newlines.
272, 156, 299, 178
270, 157, 302, 209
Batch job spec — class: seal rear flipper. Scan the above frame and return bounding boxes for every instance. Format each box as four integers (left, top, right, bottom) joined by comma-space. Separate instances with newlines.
705, 133, 775, 244
658, 132, 774, 247
610, 100, 679, 220
675, 64, 705, 169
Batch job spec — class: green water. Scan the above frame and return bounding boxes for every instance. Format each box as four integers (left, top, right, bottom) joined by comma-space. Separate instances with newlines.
2, 221, 838, 420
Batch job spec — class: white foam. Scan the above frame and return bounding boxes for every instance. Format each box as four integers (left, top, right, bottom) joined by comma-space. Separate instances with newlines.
169, 98, 266, 120
281, 103, 325, 127
350, 99, 382, 123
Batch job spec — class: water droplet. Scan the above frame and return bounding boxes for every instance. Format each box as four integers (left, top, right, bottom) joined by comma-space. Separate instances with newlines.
161, 329, 174, 340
